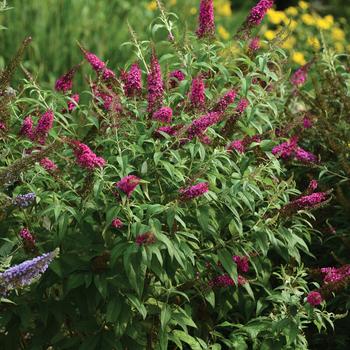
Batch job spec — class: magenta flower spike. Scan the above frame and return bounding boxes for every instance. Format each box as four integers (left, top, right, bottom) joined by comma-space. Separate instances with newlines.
196, 0, 215, 39
147, 51, 164, 113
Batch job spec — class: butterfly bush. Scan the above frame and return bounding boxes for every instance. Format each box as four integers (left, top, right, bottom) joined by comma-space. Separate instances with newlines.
121, 62, 142, 97
55, 67, 76, 93
0, 250, 58, 295
196, 0, 215, 38
0, 1, 342, 348
147, 50, 164, 113
189, 75, 206, 109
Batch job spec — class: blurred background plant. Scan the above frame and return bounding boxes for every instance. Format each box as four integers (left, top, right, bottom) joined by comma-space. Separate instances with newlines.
0, 0, 349, 90
1, 0, 350, 348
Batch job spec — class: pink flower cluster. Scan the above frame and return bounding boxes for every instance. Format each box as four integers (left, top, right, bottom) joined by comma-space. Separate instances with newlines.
247, 0, 274, 26
85, 52, 115, 81
236, 98, 249, 114
320, 265, 350, 284
306, 291, 323, 307
20, 110, 55, 144
291, 65, 309, 87
20, 116, 34, 139
209, 274, 246, 288
179, 182, 209, 200
55, 68, 76, 93
233, 255, 249, 273
112, 218, 123, 229
136, 232, 156, 246
169, 70, 185, 88
121, 63, 142, 97
147, 52, 164, 113
249, 37, 261, 51
283, 192, 329, 215
92, 84, 121, 112
154, 125, 181, 138
228, 135, 261, 154
189, 76, 206, 110
196, 0, 215, 39
0, 122, 6, 131
152, 106, 173, 123
19, 228, 36, 250
187, 112, 220, 140
40, 158, 58, 172
307, 179, 318, 193
294, 148, 317, 163
64, 94, 80, 113
116, 175, 140, 197
303, 117, 313, 129
212, 90, 236, 113
35, 109, 54, 144
272, 136, 317, 163
228, 140, 245, 153
71, 140, 106, 170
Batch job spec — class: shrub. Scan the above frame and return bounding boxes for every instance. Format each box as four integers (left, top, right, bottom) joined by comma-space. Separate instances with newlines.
0, 1, 344, 349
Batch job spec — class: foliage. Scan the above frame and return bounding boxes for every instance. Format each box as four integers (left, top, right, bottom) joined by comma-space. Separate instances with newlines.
1, 0, 350, 349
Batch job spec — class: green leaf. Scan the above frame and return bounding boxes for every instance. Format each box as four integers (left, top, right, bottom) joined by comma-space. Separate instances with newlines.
172, 330, 202, 350
127, 295, 147, 320
204, 289, 215, 308
197, 205, 209, 232
106, 297, 122, 323
218, 249, 237, 284
161, 304, 172, 331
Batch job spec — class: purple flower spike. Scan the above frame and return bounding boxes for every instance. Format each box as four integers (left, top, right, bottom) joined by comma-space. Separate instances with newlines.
116, 175, 141, 198
0, 249, 59, 295
179, 182, 209, 200
247, 0, 274, 26
34, 109, 54, 144
20, 116, 34, 140
147, 51, 164, 113
71, 140, 106, 170
13, 193, 36, 208
196, 0, 216, 38
153, 106, 173, 123
121, 63, 142, 97
189, 76, 206, 110
212, 90, 236, 113
169, 70, 185, 88
187, 112, 220, 140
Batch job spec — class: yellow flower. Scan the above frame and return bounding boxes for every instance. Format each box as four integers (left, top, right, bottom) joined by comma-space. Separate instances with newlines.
334, 42, 344, 53
264, 30, 276, 41
316, 17, 332, 30
332, 28, 345, 41
170, 0, 177, 5
267, 9, 287, 25
292, 52, 307, 65
282, 36, 296, 50
324, 15, 334, 26
190, 7, 197, 15
215, 1, 232, 17
307, 37, 321, 50
218, 25, 230, 40
286, 7, 298, 16
288, 19, 298, 31
301, 14, 315, 26
299, 1, 309, 10
146, 1, 157, 11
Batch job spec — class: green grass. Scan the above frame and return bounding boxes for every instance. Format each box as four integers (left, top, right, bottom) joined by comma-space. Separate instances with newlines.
0, 0, 156, 88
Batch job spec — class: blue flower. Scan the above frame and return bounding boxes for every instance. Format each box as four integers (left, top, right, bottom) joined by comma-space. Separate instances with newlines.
12, 192, 36, 208
0, 249, 59, 295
